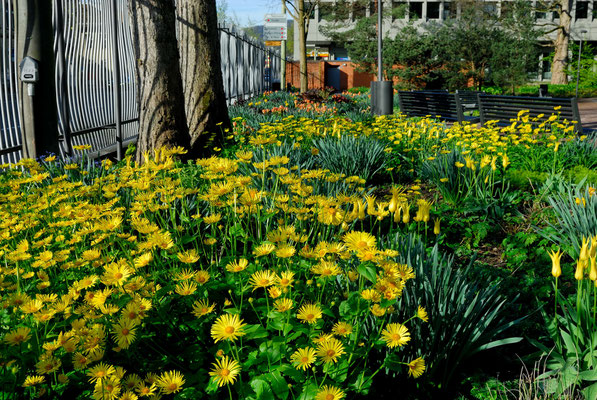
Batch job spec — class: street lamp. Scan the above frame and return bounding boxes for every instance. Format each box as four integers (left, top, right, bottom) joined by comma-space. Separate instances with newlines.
575, 29, 588, 98
371, 0, 393, 115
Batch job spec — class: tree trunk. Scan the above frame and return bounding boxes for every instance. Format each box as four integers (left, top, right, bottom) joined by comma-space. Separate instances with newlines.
551, 0, 571, 84
298, 0, 308, 93
177, 0, 231, 157
128, 0, 190, 161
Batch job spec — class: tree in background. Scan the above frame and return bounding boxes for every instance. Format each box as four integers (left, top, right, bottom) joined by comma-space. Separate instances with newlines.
284, 0, 320, 92
321, 0, 539, 91
534, 0, 572, 84
128, 0, 230, 160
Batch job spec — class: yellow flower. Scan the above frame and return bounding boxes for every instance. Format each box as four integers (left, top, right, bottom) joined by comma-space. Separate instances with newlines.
87, 363, 116, 383
274, 298, 294, 312
177, 249, 200, 264
381, 323, 410, 348
290, 347, 317, 370
316, 338, 345, 364
22, 375, 45, 387
253, 242, 276, 257
315, 385, 345, 400
249, 270, 277, 290
311, 260, 342, 278
175, 281, 197, 296
343, 231, 376, 252
416, 306, 429, 322
407, 357, 426, 378
3, 327, 32, 346
192, 299, 215, 318
102, 261, 132, 286
194, 270, 210, 285
226, 258, 249, 273
332, 321, 353, 337
548, 248, 563, 278
277, 271, 295, 287
296, 303, 323, 324
209, 356, 241, 387
156, 370, 185, 394
111, 318, 138, 349
210, 314, 247, 343
275, 244, 296, 258
575, 259, 586, 280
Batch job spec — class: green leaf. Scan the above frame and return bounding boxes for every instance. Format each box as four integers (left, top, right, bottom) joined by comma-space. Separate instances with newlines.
583, 381, 597, 400
297, 383, 318, 400
245, 324, 269, 340
579, 369, 597, 382
250, 378, 275, 400
267, 371, 288, 400
229, 223, 246, 237
357, 263, 377, 283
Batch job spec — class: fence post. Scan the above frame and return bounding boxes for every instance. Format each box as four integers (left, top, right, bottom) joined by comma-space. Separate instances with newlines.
16, 0, 59, 159
110, 0, 122, 161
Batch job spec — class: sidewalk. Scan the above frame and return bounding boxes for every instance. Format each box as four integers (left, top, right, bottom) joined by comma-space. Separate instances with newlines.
578, 98, 597, 132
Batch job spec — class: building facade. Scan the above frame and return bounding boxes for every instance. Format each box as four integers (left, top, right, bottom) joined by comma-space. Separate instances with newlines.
293, 0, 597, 84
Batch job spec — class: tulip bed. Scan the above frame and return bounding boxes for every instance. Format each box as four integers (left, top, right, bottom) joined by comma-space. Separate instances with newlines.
1, 89, 596, 399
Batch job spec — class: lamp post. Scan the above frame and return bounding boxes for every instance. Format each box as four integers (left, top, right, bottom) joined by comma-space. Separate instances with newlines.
575, 29, 588, 98
371, 0, 393, 115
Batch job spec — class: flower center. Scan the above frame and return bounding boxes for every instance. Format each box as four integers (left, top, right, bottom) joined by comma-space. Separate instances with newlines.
114, 273, 123, 279
168, 383, 178, 391
221, 368, 230, 377
306, 313, 314, 320
225, 326, 235, 334
327, 350, 335, 357
357, 240, 368, 249
121, 328, 130, 336
301, 356, 309, 363
391, 333, 400, 341
259, 279, 269, 286
326, 395, 335, 400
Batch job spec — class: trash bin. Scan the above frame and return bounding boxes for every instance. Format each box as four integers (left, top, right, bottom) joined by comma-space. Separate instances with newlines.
539, 84, 549, 97
272, 82, 281, 91
371, 81, 393, 115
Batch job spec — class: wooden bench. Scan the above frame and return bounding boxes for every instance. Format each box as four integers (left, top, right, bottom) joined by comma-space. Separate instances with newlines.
477, 94, 583, 133
456, 90, 483, 110
397, 91, 480, 124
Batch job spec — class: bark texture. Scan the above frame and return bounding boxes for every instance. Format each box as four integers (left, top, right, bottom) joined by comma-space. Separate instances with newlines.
551, 0, 571, 84
177, 0, 231, 157
128, 0, 191, 161
298, 0, 308, 93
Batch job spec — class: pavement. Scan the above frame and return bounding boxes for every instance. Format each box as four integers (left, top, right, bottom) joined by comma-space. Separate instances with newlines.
578, 98, 597, 132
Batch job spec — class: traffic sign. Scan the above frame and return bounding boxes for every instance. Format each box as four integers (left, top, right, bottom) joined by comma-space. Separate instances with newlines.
264, 14, 287, 24
263, 26, 287, 41
264, 41, 282, 47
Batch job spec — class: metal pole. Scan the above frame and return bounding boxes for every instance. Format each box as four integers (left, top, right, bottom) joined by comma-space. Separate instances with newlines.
377, 0, 382, 81
281, 0, 287, 90
110, 0, 122, 161
575, 30, 587, 98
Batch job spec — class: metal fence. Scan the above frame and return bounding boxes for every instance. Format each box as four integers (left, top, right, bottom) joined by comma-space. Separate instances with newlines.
0, 0, 21, 164
0, 0, 283, 162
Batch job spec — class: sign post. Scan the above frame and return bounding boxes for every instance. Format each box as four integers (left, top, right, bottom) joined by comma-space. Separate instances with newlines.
264, 13, 287, 91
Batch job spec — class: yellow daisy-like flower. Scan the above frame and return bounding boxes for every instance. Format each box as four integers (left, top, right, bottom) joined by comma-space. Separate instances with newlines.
416, 306, 428, 322
195, 270, 210, 285
296, 303, 323, 324
331, 321, 352, 337
35, 356, 61, 375
87, 362, 116, 383
274, 298, 293, 312
209, 356, 241, 387
253, 242, 276, 257
249, 270, 277, 291
275, 244, 296, 258
407, 357, 426, 378
316, 338, 345, 364
226, 258, 249, 273
3, 327, 32, 346
381, 323, 411, 348
82, 249, 101, 261
177, 249, 200, 264
175, 281, 197, 296
311, 260, 342, 278
92, 376, 120, 400
155, 370, 185, 394
277, 271, 295, 287
210, 314, 247, 343
135, 382, 157, 397
203, 214, 222, 224
111, 318, 138, 349
370, 304, 386, 317
174, 268, 196, 281
361, 289, 381, 303
102, 261, 132, 286
315, 385, 345, 400
290, 347, 317, 370
192, 299, 215, 318
343, 231, 376, 252
22, 375, 45, 387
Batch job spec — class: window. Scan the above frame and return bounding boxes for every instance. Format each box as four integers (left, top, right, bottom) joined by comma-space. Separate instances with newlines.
352, 1, 366, 19
409, 2, 423, 19
427, 2, 440, 19
319, 3, 335, 21
443, 2, 457, 19
392, 1, 407, 19
535, 10, 547, 19
483, 2, 498, 16
576, 1, 588, 18
594, 1, 597, 18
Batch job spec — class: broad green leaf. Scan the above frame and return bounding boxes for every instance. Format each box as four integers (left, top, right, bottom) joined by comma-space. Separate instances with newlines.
357, 263, 377, 283
250, 378, 275, 400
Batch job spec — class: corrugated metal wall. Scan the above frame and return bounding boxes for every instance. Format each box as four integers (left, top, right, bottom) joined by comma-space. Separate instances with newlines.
0, 0, 283, 162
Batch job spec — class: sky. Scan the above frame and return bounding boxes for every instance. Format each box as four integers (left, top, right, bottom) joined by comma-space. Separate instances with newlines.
217, 0, 287, 27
